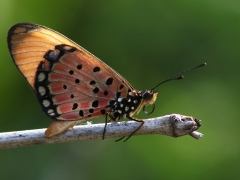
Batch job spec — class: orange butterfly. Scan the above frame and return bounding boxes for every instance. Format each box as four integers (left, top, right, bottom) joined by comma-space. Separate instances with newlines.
7, 23, 206, 141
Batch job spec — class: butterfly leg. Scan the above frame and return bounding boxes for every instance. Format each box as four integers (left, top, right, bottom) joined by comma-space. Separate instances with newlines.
118, 116, 144, 142
115, 136, 125, 142
124, 117, 144, 142
102, 113, 114, 140
102, 114, 108, 140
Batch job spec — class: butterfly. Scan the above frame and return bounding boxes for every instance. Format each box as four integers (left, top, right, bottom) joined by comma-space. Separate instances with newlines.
7, 23, 206, 141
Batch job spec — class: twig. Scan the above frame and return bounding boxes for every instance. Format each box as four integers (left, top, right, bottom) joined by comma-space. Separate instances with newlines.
0, 114, 203, 149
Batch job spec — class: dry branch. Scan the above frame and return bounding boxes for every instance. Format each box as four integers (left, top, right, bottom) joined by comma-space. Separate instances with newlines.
0, 114, 203, 149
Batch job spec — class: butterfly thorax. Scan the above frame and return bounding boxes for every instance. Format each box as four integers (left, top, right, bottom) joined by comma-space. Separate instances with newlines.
108, 89, 158, 121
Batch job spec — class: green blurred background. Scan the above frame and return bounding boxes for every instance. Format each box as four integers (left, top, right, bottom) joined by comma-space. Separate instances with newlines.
1, 0, 239, 179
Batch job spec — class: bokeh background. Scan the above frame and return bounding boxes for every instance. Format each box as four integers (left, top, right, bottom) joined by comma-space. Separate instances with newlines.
1, 0, 239, 179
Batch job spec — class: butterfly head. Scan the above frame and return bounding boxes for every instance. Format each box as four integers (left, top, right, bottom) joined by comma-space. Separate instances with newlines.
133, 90, 158, 115
142, 90, 158, 106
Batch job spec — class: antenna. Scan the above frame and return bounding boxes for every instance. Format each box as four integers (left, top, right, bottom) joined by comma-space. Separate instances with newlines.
151, 62, 207, 90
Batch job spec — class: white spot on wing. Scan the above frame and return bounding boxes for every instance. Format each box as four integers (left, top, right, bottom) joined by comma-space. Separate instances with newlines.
49, 113, 55, 116
38, 86, 46, 96
48, 109, 55, 116
38, 73, 46, 82
43, 100, 50, 107
48, 50, 60, 61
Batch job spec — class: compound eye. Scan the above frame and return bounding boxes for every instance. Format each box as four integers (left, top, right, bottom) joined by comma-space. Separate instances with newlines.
142, 90, 154, 101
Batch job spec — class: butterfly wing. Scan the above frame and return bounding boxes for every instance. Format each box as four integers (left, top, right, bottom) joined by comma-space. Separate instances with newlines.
8, 23, 134, 136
